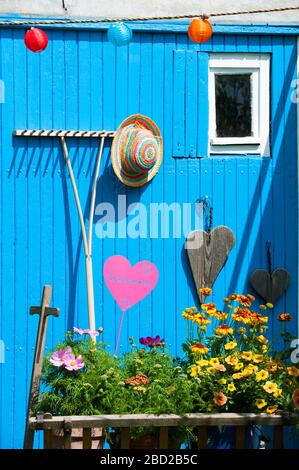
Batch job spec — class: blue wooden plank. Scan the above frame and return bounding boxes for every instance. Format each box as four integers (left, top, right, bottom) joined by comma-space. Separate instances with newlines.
223, 158, 238, 296
90, 31, 104, 332
270, 36, 286, 343
53, 31, 67, 342
125, 34, 141, 345
151, 34, 165, 344
282, 36, 297, 338
185, 51, 197, 157
162, 33, 177, 354
197, 52, 208, 158
77, 31, 92, 333
0, 28, 15, 448
173, 50, 186, 157
138, 33, 153, 341
12, 28, 29, 448
212, 158, 226, 302
235, 159, 250, 294
114, 40, 129, 353
101, 37, 117, 353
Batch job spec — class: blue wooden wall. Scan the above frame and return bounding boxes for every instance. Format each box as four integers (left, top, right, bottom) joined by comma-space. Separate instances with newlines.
0, 24, 297, 448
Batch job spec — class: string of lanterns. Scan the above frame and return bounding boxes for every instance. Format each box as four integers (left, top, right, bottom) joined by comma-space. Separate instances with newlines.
24, 17, 212, 52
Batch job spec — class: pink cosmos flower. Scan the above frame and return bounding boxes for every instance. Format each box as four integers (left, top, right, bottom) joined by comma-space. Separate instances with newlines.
73, 326, 99, 337
73, 327, 84, 335
64, 355, 85, 371
85, 329, 99, 337
139, 336, 165, 348
50, 347, 73, 367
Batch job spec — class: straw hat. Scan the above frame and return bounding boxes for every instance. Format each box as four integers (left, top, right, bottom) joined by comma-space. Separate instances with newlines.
111, 114, 163, 187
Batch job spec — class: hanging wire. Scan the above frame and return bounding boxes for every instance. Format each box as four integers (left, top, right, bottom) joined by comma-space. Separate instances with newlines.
0, 6, 298, 26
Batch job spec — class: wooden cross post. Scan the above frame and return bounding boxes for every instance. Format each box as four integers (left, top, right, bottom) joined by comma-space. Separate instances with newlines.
23, 285, 59, 449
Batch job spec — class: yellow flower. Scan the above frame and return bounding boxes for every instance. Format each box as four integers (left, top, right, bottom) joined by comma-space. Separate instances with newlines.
257, 335, 268, 345
227, 383, 236, 392
256, 399, 267, 409
247, 364, 258, 372
239, 327, 246, 333
200, 326, 207, 331
232, 372, 244, 380
206, 367, 216, 374
199, 287, 212, 296
215, 324, 234, 336
185, 308, 192, 313
260, 305, 267, 310
241, 351, 253, 361
287, 366, 299, 377
225, 355, 239, 366
218, 378, 227, 385
191, 306, 198, 311
224, 341, 237, 351
210, 358, 220, 366
253, 354, 264, 364
234, 362, 244, 371
201, 303, 216, 315
242, 367, 254, 377
224, 297, 230, 303
193, 314, 211, 326
266, 303, 274, 309
255, 369, 269, 382
273, 388, 282, 398
197, 359, 209, 367
190, 366, 201, 377
215, 311, 228, 320
263, 381, 278, 394
191, 344, 209, 355
261, 345, 268, 353
266, 405, 278, 414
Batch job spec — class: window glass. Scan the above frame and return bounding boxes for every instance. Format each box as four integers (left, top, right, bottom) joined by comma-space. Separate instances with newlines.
215, 73, 252, 138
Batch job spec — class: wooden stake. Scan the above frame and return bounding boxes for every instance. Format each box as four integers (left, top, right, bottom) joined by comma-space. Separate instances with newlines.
23, 286, 59, 449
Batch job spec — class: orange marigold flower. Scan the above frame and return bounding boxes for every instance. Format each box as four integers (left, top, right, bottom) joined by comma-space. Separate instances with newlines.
292, 388, 299, 408
247, 294, 255, 302
202, 303, 216, 316
232, 308, 251, 324
215, 311, 228, 320
125, 373, 149, 386
213, 392, 228, 406
278, 313, 292, 321
191, 343, 209, 355
215, 324, 233, 336
199, 287, 212, 297
237, 295, 252, 307
193, 314, 211, 326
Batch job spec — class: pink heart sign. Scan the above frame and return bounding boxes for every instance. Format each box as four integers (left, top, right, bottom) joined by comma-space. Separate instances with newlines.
103, 255, 159, 312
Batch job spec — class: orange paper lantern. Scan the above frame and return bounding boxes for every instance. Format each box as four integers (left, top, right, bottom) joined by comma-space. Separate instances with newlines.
188, 18, 213, 44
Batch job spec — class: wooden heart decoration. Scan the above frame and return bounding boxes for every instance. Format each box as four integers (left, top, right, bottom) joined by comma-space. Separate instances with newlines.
185, 226, 236, 303
250, 268, 290, 304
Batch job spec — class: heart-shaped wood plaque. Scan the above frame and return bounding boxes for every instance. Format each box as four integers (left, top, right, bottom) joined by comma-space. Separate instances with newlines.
185, 226, 236, 303
250, 268, 290, 304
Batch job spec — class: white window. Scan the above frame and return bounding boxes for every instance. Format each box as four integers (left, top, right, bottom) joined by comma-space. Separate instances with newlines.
209, 53, 270, 156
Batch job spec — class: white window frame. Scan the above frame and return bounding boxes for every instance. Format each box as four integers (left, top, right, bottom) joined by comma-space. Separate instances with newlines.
208, 53, 270, 156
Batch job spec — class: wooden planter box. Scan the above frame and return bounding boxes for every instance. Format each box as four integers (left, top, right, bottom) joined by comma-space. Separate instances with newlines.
29, 412, 299, 449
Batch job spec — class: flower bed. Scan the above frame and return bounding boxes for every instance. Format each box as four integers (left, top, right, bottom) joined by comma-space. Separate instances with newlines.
32, 291, 299, 448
